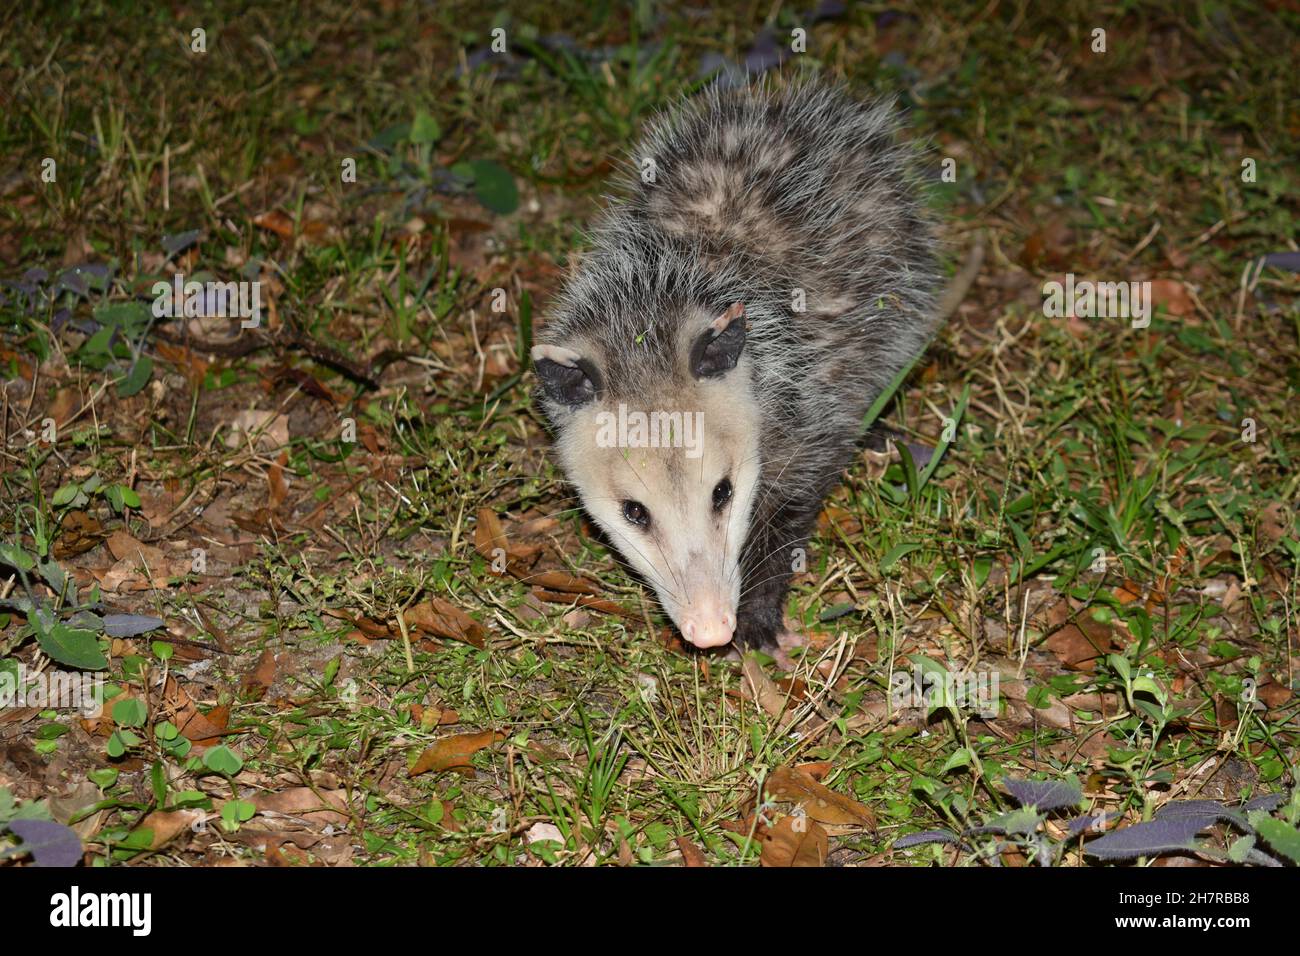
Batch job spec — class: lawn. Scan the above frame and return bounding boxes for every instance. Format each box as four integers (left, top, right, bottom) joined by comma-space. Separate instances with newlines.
0, 0, 1297, 868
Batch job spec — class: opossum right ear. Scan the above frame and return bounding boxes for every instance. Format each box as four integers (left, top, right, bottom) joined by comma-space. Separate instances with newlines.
690, 302, 746, 379
532, 343, 601, 407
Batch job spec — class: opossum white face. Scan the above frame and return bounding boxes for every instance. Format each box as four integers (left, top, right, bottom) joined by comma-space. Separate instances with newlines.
533, 303, 760, 648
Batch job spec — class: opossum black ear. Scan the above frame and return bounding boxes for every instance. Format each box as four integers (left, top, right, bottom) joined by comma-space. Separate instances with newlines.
532, 344, 601, 407
690, 302, 746, 379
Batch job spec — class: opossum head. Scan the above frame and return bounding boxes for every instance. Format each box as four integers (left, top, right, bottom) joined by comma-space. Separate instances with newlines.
533, 302, 760, 649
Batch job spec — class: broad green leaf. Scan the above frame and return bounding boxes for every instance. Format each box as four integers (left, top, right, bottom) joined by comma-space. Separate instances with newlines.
116, 355, 153, 397
37, 623, 107, 671
409, 110, 441, 144
203, 745, 243, 776
880, 542, 922, 573
467, 159, 518, 214
1252, 815, 1300, 864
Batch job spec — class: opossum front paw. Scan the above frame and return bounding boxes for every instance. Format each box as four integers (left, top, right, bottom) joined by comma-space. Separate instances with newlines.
771, 629, 808, 671
733, 615, 780, 653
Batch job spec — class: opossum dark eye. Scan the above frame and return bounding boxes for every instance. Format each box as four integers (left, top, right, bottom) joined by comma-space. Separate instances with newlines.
622, 500, 650, 529
712, 478, 733, 512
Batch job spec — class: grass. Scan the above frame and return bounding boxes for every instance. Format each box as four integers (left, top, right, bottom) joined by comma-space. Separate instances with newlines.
0, 0, 1297, 867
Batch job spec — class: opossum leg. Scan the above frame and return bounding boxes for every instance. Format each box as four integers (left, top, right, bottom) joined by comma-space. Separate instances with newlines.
734, 505, 817, 653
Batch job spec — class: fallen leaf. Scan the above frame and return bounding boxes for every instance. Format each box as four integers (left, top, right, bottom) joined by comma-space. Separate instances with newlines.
134, 809, 203, 850
523, 570, 598, 594
404, 598, 487, 648
473, 508, 541, 575
410, 730, 504, 776
1148, 279, 1194, 317
106, 529, 165, 570
676, 837, 709, 867
766, 766, 876, 830
224, 409, 290, 452
760, 815, 828, 867
163, 676, 231, 745
525, 822, 564, 845
240, 649, 277, 700
53, 511, 104, 558
253, 209, 295, 239
741, 654, 788, 718
252, 787, 350, 826
267, 452, 289, 510
531, 590, 642, 623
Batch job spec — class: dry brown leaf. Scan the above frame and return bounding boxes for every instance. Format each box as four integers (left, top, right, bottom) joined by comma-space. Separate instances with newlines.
252, 787, 350, 826
267, 452, 289, 510
410, 730, 504, 776
676, 837, 709, 867
473, 508, 541, 574
253, 209, 295, 239
224, 409, 290, 452
135, 809, 203, 850
163, 676, 231, 745
741, 654, 788, 718
106, 529, 165, 570
760, 815, 828, 867
523, 570, 598, 594
766, 766, 876, 830
47, 387, 80, 426
53, 510, 104, 558
404, 598, 487, 648
1148, 278, 1194, 317
1045, 612, 1117, 671
531, 589, 642, 622
240, 649, 277, 700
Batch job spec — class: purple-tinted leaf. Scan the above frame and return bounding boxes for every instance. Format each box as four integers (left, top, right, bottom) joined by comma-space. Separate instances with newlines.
1243, 792, 1287, 813
877, 10, 916, 28
51, 308, 72, 331
903, 442, 934, 468
697, 52, 746, 89
1156, 798, 1228, 818
162, 230, 203, 258
894, 829, 960, 849
53, 270, 90, 298
1084, 818, 1207, 860
813, 0, 848, 21
21, 267, 49, 287
742, 30, 784, 74
1155, 799, 1249, 832
537, 33, 580, 55
103, 614, 165, 638
1003, 777, 1083, 811
1242, 848, 1283, 867
7, 819, 83, 867
1261, 251, 1300, 272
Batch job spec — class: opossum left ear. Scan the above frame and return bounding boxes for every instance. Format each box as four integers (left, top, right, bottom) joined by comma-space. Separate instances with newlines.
532, 343, 602, 407
690, 302, 746, 379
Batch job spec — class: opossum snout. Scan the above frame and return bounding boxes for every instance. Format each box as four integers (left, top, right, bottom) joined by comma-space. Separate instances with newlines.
680, 601, 736, 649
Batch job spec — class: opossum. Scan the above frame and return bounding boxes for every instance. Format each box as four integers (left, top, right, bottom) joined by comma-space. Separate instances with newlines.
531, 78, 941, 652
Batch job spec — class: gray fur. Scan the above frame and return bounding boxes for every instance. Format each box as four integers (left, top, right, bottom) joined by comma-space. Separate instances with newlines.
535, 77, 941, 649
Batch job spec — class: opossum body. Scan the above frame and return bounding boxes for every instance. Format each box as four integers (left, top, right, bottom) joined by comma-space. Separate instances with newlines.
533, 79, 940, 651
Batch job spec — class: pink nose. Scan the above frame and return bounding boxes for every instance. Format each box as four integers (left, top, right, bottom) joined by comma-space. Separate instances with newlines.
680, 608, 736, 649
